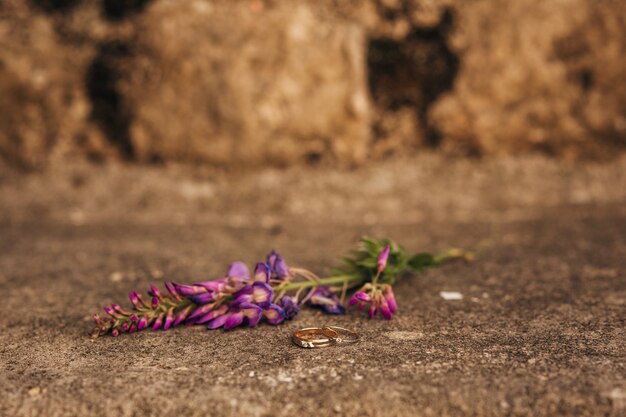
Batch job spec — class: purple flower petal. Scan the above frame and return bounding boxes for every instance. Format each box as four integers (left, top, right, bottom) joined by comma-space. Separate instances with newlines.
227, 262, 250, 280
165, 282, 182, 300
163, 308, 175, 330
356, 292, 372, 302
241, 304, 262, 327
195, 305, 229, 324
152, 313, 164, 330
191, 292, 216, 305
223, 312, 245, 330
173, 306, 192, 326
266, 251, 279, 270
308, 286, 345, 315
348, 294, 359, 306
233, 284, 253, 298
279, 296, 300, 320
266, 250, 290, 279
187, 302, 217, 321
377, 244, 391, 273
128, 292, 140, 309
173, 283, 207, 296
103, 307, 118, 318
148, 285, 162, 299
384, 286, 397, 313
369, 304, 377, 319
349, 291, 371, 306
195, 279, 226, 292
263, 304, 285, 325
206, 312, 230, 329
137, 316, 149, 330
378, 297, 392, 320
111, 304, 131, 316
253, 263, 270, 282
251, 282, 273, 307
134, 291, 149, 308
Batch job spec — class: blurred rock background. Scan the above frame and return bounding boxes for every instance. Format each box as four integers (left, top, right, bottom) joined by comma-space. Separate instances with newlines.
1, 0, 625, 169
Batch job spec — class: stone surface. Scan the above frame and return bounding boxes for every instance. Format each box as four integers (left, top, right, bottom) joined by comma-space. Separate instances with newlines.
0, 0, 625, 167
1, 155, 625, 416
429, 0, 626, 157
0, 0, 87, 167
123, 0, 370, 165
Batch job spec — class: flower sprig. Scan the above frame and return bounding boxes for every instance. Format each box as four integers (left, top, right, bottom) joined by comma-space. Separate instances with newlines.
91, 237, 472, 338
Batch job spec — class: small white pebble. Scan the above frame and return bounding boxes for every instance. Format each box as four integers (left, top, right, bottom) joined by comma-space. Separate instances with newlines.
440, 291, 463, 301
28, 387, 41, 397
277, 372, 292, 383
608, 388, 625, 400
353, 373, 363, 381
110, 272, 123, 282
69, 210, 85, 225
249, 371, 256, 378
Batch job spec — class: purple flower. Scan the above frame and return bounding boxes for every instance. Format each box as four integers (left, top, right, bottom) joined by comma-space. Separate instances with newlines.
279, 296, 300, 320
148, 285, 162, 300
164, 282, 182, 300
163, 308, 175, 330
266, 250, 291, 279
111, 304, 131, 316
377, 295, 392, 320
232, 282, 273, 308
187, 302, 217, 321
152, 313, 164, 331
207, 304, 262, 330
192, 305, 228, 324
128, 292, 141, 309
172, 283, 206, 296
377, 244, 391, 274
173, 305, 193, 326
349, 284, 397, 320
254, 262, 270, 283
384, 285, 397, 314
262, 304, 286, 325
349, 291, 371, 305
227, 261, 250, 280
189, 292, 217, 305
195, 279, 227, 292
308, 286, 345, 314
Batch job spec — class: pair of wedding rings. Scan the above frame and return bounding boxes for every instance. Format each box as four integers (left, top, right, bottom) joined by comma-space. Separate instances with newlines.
291, 326, 359, 348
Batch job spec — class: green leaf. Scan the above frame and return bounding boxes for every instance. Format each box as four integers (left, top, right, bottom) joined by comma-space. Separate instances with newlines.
408, 253, 435, 270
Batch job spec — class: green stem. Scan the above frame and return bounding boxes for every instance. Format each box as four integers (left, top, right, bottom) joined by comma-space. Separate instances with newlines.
433, 248, 474, 265
278, 274, 363, 292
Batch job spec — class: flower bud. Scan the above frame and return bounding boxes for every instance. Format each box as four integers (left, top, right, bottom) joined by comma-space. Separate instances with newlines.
377, 244, 391, 273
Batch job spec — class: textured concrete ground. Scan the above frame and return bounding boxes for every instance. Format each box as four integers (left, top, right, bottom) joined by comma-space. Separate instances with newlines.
1, 155, 625, 416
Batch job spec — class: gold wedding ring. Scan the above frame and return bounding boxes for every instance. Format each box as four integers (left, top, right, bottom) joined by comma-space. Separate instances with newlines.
291, 326, 359, 348
291, 327, 336, 348
322, 326, 359, 344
